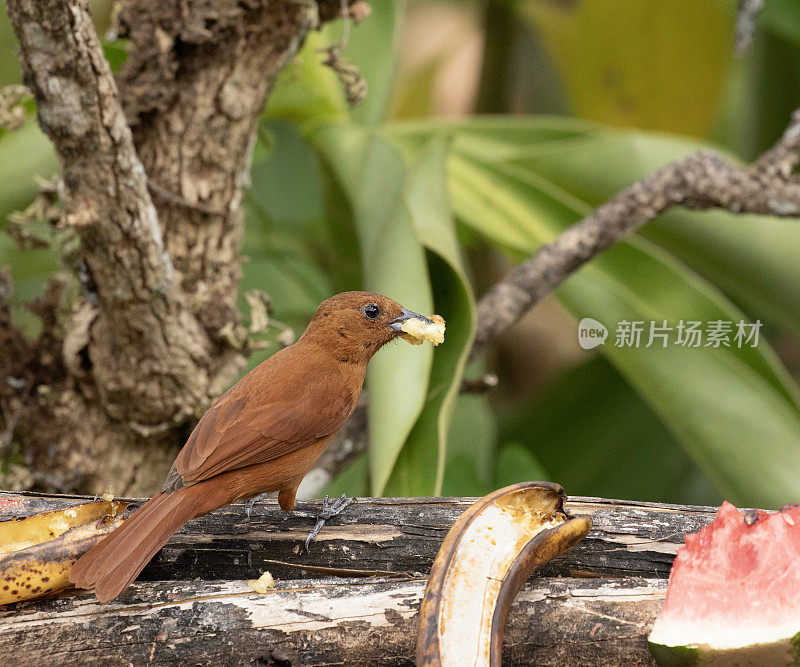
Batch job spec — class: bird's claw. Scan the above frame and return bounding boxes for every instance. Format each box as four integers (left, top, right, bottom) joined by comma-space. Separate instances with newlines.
303, 493, 354, 552
245, 493, 268, 520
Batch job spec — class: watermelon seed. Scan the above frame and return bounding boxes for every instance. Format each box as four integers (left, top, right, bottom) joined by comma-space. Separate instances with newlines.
783, 513, 795, 526
744, 510, 759, 525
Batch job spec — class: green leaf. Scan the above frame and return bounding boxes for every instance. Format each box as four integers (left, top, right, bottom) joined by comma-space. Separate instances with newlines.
497, 356, 720, 505
441, 139, 800, 508
325, 453, 370, 498
0, 121, 56, 223
383, 137, 476, 495
265, 1, 402, 128
264, 31, 349, 129
102, 39, 128, 73
388, 115, 596, 157
313, 125, 434, 495
760, 0, 800, 45
0, 120, 59, 304
314, 128, 475, 495
507, 126, 800, 335
344, 0, 404, 125
393, 117, 800, 337
521, 0, 733, 137
249, 120, 325, 228
492, 442, 550, 493
0, 3, 22, 87
441, 392, 497, 497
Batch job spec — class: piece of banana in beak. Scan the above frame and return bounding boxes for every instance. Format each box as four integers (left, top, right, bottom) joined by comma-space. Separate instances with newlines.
400, 314, 446, 346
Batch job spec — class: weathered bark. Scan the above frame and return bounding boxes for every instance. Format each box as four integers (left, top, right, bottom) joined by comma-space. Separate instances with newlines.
0, 576, 666, 666
0, 493, 708, 665
3, 0, 330, 495
116, 0, 317, 335
0, 493, 705, 583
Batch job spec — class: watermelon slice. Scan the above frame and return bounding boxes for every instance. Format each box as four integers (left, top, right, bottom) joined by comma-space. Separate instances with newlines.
648, 501, 800, 665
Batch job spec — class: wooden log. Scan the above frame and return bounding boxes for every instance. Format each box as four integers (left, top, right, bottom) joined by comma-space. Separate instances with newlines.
0, 576, 666, 666
0, 492, 714, 665
0, 493, 716, 582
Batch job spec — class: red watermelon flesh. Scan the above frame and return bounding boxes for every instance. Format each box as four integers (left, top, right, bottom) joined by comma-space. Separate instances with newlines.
649, 501, 800, 653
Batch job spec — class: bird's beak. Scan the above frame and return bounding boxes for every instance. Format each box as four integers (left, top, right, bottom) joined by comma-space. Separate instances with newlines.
389, 308, 434, 333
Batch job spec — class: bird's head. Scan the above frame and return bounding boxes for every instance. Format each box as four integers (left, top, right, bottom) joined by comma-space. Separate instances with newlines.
299, 291, 435, 364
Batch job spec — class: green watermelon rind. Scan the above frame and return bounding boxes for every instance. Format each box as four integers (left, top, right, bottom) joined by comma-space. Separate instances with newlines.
647, 641, 700, 665
648, 630, 800, 666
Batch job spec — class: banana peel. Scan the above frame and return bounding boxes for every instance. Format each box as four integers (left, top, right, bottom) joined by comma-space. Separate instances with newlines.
0, 499, 127, 604
416, 481, 592, 667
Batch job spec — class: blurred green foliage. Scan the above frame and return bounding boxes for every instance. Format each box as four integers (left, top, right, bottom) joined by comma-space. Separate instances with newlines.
2, 0, 800, 506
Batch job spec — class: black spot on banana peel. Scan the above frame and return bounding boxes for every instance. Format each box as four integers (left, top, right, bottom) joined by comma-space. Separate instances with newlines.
0, 500, 127, 605
416, 481, 592, 667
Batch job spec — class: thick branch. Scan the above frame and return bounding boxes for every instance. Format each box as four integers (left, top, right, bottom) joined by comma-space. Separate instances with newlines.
298, 399, 368, 499
6, 0, 215, 428
116, 0, 319, 334
5, 0, 328, 495
1, 492, 711, 665
470, 109, 800, 359
7, 0, 175, 311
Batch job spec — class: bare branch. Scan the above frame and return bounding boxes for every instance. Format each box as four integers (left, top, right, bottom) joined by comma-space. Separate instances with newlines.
735, 0, 764, 57
470, 109, 800, 360
298, 401, 368, 499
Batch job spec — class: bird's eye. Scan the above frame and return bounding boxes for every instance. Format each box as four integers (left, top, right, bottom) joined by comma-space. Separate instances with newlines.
364, 304, 381, 319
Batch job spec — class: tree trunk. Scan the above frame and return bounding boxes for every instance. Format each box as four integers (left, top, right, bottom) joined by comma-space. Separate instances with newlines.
2, 0, 340, 496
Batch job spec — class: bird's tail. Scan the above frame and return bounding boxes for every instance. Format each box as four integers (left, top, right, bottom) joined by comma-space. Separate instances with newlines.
69, 488, 203, 603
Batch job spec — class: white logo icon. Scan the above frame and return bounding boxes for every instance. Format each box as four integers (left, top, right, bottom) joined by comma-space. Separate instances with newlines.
578, 318, 608, 350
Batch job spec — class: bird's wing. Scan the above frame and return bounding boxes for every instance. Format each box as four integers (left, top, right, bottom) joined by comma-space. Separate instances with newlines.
163, 363, 356, 491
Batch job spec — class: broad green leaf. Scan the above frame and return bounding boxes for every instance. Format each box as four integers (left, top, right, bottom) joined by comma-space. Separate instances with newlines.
0, 3, 21, 87
388, 115, 596, 156
383, 137, 476, 495
444, 147, 800, 507
264, 31, 349, 128
325, 453, 370, 498
507, 127, 800, 334
0, 121, 56, 223
241, 121, 333, 372
449, 153, 800, 402
441, 392, 497, 497
314, 129, 475, 495
249, 120, 325, 229
266, 1, 401, 128
498, 356, 720, 505
760, 0, 800, 45
394, 118, 800, 335
492, 442, 550, 493
522, 0, 733, 137
313, 125, 434, 495
344, 0, 404, 125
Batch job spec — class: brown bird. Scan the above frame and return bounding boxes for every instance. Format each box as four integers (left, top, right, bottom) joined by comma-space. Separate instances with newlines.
70, 291, 434, 603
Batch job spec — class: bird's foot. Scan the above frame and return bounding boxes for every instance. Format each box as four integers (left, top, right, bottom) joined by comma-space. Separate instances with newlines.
300, 494, 355, 552
245, 493, 269, 519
